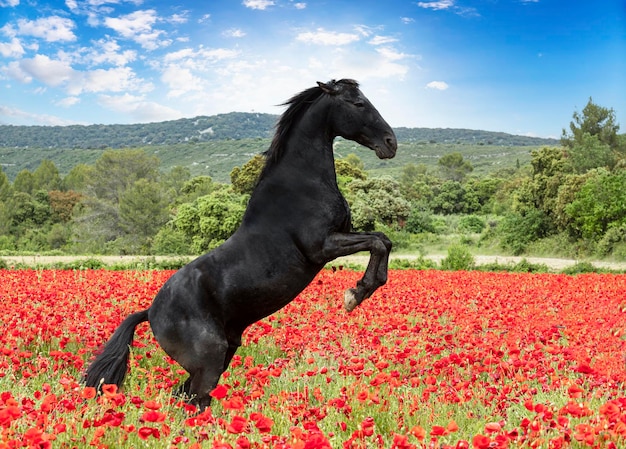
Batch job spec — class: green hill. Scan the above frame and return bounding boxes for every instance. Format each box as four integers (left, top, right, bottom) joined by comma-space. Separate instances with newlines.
0, 113, 559, 182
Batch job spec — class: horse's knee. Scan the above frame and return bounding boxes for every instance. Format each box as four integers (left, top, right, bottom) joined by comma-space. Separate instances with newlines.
372, 232, 392, 252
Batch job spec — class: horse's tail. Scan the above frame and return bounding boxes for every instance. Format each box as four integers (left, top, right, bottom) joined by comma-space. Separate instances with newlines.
83, 309, 150, 391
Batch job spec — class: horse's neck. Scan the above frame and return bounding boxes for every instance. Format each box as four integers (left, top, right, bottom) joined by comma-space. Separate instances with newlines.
278, 120, 338, 185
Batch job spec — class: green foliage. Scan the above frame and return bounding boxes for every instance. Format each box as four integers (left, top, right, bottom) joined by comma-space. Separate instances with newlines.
431, 180, 467, 215
119, 179, 170, 237
458, 215, 486, 233
565, 169, 626, 240
438, 152, 473, 182
174, 188, 248, 253
89, 149, 160, 202
13, 169, 35, 194
476, 259, 550, 273
230, 154, 265, 195
499, 209, 550, 255
596, 224, 626, 257
440, 244, 475, 271
152, 227, 192, 255
561, 98, 621, 152
388, 256, 437, 270
347, 177, 410, 231
567, 133, 615, 173
561, 262, 601, 275
405, 208, 437, 234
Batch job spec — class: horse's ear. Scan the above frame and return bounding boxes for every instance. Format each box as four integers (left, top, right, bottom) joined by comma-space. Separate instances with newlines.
317, 81, 339, 95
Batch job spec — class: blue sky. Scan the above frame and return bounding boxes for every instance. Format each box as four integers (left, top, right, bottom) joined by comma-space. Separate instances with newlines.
0, 0, 624, 138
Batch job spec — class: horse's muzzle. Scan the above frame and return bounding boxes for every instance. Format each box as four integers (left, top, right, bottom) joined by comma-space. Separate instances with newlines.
376, 132, 397, 159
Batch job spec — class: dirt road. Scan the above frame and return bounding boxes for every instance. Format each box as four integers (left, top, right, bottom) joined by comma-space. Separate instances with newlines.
2, 254, 625, 271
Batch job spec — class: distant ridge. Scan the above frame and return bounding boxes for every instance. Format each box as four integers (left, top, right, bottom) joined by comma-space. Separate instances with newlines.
0, 113, 558, 149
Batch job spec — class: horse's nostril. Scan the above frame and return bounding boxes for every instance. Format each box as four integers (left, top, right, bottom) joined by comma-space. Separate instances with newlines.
385, 135, 397, 150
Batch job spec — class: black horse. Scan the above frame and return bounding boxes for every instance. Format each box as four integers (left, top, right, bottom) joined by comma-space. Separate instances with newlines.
84, 79, 397, 410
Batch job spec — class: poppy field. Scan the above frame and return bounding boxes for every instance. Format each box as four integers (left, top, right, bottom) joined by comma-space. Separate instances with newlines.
1, 268, 626, 448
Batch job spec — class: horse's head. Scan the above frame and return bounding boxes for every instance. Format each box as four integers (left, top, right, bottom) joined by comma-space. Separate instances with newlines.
318, 79, 397, 159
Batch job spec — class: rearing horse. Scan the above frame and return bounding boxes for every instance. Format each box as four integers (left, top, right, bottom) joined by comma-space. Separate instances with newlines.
84, 79, 398, 410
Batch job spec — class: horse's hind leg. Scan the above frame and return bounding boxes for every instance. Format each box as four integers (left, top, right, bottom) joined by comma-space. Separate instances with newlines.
152, 315, 233, 410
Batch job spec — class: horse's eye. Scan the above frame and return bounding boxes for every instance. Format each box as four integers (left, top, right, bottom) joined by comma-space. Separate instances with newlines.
353, 101, 365, 108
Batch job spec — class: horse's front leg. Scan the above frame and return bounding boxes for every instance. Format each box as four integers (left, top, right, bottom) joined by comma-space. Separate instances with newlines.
320, 232, 392, 312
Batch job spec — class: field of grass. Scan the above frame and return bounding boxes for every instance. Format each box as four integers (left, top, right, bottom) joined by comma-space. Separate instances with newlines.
1, 268, 625, 448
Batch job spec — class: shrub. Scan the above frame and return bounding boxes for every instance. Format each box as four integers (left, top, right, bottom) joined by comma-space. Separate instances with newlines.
458, 215, 486, 234
440, 245, 475, 271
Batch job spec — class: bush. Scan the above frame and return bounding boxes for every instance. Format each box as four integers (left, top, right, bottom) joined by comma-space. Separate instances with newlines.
440, 245, 475, 271
153, 227, 191, 255
389, 257, 437, 270
596, 224, 626, 257
499, 210, 549, 255
561, 262, 600, 275
59, 258, 106, 270
405, 209, 436, 234
458, 215, 486, 234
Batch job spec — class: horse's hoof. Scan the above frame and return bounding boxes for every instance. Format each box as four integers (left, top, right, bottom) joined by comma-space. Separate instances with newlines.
344, 289, 358, 312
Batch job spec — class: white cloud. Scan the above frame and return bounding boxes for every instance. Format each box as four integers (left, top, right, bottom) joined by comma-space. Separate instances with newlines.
159, 46, 240, 97
223, 28, 246, 38
4, 16, 76, 42
85, 38, 137, 66
8, 54, 150, 97
376, 46, 410, 61
426, 80, 449, 90
0, 0, 20, 7
19, 54, 74, 87
98, 93, 182, 122
369, 35, 398, 46
56, 96, 80, 107
71, 66, 151, 96
296, 28, 360, 46
0, 105, 77, 126
0, 37, 24, 57
161, 66, 203, 97
417, 0, 454, 11
417, 0, 478, 17
104, 10, 169, 50
401, 17, 415, 24
167, 13, 189, 24
242, 0, 275, 10
163, 46, 239, 64
293, 2, 306, 9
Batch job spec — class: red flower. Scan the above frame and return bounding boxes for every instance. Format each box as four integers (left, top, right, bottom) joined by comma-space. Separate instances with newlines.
137, 426, 160, 440
472, 434, 491, 449
210, 384, 229, 399
226, 415, 248, 434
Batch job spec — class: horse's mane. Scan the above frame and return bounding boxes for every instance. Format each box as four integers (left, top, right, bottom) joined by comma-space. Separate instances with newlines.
263, 79, 359, 165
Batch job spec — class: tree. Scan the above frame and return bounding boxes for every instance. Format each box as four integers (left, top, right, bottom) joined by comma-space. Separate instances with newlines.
63, 164, 95, 192
174, 188, 248, 253
513, 147, 570, 235
561, 98, 622, 173
431, 181, 467, 215
161, 166, 191, 200
48, 190, 82, 223
347, 177, 411, 231
566, 169, 626, 240
0, 168, 11, 201
179, 176, 219, 203
119, 179, 170, 244
13, 169, 35, 194
88, 149, 160, 203
561, 98, 620, 150
230, 154, 265, 195
438, 152, 473, 182
33, 160, 62, 191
